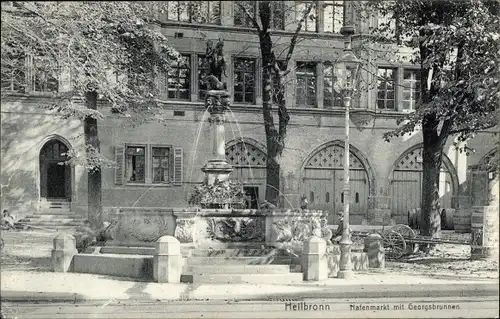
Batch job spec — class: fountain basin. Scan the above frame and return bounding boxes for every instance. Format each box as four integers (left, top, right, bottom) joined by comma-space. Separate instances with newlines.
100, 208, 330, 249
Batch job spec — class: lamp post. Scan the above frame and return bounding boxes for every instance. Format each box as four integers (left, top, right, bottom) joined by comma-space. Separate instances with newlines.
335, 25, 361, 279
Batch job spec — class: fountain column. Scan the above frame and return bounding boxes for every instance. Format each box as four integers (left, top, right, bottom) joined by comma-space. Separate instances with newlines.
201, 89, 233, 185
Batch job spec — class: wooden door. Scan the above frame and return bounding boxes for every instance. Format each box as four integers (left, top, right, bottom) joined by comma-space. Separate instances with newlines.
303, 168, 335, 221
391, 170, 421, 224
47, 162, 66, 198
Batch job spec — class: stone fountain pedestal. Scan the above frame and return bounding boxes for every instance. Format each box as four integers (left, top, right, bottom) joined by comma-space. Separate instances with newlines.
201, 89, 233, 185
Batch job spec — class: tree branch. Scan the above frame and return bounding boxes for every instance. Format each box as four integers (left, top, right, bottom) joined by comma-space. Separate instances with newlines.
283, 2, 314, 69
448, 122, 498, 135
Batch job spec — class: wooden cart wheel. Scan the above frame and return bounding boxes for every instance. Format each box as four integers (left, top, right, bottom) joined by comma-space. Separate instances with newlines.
382, 230, 407, 259
391, 224, 417, 254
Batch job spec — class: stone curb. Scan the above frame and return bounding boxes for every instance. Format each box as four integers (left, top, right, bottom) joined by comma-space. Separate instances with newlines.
1, 283, 498, 303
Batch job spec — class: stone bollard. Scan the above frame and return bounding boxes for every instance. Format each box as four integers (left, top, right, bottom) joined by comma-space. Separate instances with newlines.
52, 234, 78, 272
302, 236, 328, 281
363, 233, 385, 269
153, 236, 182, 283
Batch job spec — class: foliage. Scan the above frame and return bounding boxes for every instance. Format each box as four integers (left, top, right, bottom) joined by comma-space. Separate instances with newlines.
354, 0, 499, 240
1, 1, 180, 168
188, 179, 246, 208
354, 0, 499, 141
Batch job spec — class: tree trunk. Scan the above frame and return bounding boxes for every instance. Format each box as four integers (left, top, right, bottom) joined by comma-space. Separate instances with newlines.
420, 116, 449, 250
84, 90, 102, 228
259, 28, 286, 206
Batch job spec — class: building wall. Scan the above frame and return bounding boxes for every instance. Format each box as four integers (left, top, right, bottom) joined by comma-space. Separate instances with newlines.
1, 1, 498, 223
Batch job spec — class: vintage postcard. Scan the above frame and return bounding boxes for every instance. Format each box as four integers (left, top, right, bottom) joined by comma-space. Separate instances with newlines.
1, 1, 498, 318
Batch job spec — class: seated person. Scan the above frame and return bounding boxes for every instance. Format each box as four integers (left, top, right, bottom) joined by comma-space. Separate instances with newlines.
332, 211, 350, 244
1, 209, 15, 230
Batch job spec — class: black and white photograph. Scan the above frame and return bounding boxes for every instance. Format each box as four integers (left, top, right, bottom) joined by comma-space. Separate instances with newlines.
1, 1, 499, 318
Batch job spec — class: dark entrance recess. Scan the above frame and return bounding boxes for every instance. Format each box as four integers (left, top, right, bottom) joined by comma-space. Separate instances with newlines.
40, 140, 71, 200
244, 186, 259, 209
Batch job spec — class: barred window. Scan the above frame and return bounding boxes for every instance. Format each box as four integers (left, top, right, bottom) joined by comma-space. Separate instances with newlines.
323, 63, 342, 108
167, 54, 190, 100
233, 58, 256, 104
323, 1, 344, 33
377, 68, 396, 110
198, 55, 209, 101
234, 1, 257, 27
402, 70, 421, 110
166, 1, 221, 24
1, 52, 58, 93
296, 62, 317, 107
295, 1, 317, 32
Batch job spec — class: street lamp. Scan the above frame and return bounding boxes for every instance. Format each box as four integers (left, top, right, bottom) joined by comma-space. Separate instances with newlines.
335, 25, 361, 279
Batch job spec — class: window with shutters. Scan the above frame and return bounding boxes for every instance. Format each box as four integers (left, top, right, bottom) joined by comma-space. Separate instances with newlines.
126, 146, 146, 183
117, 144, 182, 186
152, 147, 170, 183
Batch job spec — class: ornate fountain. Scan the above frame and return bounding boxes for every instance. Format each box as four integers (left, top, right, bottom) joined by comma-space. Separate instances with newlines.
172, 39, 330, 250
99, 39, 330, 252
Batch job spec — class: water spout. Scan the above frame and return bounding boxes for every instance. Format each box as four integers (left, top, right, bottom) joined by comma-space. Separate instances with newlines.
265, 183, 295, 210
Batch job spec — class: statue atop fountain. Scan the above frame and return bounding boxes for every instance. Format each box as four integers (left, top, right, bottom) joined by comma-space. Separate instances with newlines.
201, 38, 233, 185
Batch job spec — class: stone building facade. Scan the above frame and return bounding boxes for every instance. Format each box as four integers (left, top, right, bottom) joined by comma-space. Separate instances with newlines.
1, 1, 497, 225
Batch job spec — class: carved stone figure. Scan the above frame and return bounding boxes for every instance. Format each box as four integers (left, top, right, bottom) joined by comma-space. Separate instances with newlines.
205, 39, 227, 90
175, 219, 196, 243
271, 220, 293, 242
321, 218, 333, 245
311, 218, 322, 237
207, 217, 265, 242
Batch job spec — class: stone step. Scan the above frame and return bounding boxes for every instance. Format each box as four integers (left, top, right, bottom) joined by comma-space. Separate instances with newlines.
189, 248, 274, 257
13, 224, 76, 232
15, 221, 84, 227
192, 273, 303, 284
41, 203, 71, 208
24, 214, 84, 219
195, 242, 268, 249
35, 211, 74, 216
18, 217, 84, 223
189, 264, 291, 275
187, 256, 274, 265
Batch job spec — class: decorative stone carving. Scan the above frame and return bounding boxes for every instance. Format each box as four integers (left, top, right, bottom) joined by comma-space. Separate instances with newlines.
271, 219, 294, 242
108, 213, 171, 243
206, 92, 230, 115
174, 219, 195, 243
321, 219, 333, 245
271, 216, 329, 243
206, 217, 265, 242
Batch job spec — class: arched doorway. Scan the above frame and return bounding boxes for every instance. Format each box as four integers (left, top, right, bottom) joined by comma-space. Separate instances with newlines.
301, 141, 373, 225
39, 139, 71, 200
225, 139, 267, 208
390, 145, 458, 223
